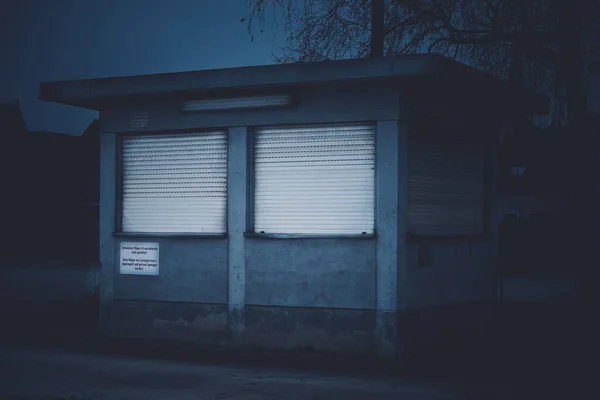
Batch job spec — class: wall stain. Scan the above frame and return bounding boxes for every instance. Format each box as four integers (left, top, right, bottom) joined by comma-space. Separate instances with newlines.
152, 311, 227, 333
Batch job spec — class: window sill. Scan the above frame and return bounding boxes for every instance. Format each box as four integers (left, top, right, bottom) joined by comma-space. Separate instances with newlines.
244, 232, 376, 240
407, 233, 494, 241
113, 232, 228, 239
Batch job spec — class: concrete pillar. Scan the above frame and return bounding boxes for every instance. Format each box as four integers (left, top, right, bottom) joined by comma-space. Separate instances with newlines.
227, 127, 248, 343
375, 120, 400, 356
98, 133, 117, 334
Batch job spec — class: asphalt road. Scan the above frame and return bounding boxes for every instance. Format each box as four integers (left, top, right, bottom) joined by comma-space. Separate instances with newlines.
0, 343, 522, 400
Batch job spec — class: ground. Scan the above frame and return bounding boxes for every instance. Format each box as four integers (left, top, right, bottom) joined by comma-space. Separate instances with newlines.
0, 341, 539, 400
0, 296, 589, 400
0, 266, 587, 400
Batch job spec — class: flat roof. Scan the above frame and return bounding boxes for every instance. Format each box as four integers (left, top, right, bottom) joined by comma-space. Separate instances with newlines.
39, 54, 547, 114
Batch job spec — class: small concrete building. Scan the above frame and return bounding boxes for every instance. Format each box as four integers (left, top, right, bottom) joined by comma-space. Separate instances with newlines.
40, 55, 546, 357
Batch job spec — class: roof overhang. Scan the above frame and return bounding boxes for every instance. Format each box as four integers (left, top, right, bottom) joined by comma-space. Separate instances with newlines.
39, 54, 548, 116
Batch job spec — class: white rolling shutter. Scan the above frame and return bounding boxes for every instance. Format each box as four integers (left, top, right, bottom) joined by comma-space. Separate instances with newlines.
254, 124, 375, 235
121, 131, 227, 234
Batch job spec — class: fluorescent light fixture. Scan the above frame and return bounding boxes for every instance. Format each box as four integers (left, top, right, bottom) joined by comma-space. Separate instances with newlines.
181, 94, 293, 112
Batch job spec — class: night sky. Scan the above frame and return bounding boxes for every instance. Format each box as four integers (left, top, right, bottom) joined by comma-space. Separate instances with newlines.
0, 0, 284, 135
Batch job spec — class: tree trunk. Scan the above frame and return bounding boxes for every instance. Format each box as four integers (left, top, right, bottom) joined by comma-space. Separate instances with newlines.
370, 0, 385, 58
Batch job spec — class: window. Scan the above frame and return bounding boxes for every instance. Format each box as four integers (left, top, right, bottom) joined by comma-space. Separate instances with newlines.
408, 128, 487, 237
253, 123, 375, 235
120, 131, 228, 234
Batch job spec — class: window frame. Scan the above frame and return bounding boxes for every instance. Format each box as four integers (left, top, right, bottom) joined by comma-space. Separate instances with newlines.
114, 128, 229, 238
406, 124, 494, 241
247, 122, 378, 239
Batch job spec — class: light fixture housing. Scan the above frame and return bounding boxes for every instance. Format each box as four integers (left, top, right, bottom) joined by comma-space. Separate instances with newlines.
181, 94, 293, 112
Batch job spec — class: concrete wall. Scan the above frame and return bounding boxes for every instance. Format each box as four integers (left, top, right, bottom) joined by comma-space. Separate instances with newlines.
244, 238, 377, 353
245, 239, 376, 308
110, 237, 229, 342
113, 238, 227, 303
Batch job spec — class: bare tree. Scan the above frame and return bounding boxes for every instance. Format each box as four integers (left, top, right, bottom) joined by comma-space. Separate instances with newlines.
243, 0, 598, 125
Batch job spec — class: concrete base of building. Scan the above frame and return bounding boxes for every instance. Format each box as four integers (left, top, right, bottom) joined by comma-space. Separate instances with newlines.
105, 299, 499, 361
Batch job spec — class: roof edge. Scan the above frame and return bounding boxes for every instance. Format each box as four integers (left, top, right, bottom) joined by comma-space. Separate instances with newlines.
39, 55, 450, 108
39, 54, 547, 115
